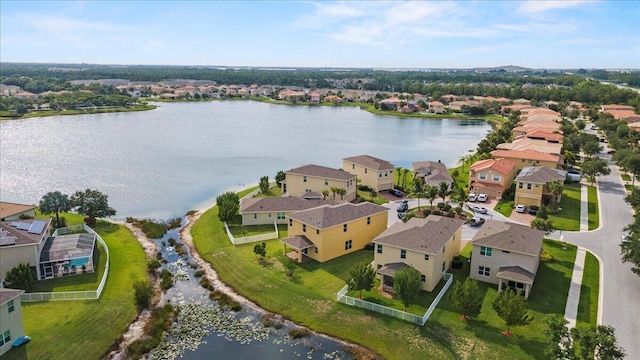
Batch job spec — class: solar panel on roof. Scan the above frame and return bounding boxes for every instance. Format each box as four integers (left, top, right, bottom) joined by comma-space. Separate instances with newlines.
0, 236, 17, 246
17, 222, 31, 230
10, 222, 20, 227
28, 220, 47, 234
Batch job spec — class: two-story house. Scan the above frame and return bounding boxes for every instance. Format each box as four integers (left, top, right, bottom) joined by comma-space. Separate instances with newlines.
372, 216, 464, 292
0, 217, 51, 281
239, 197, 341, 226
0, 202, 36, 221
281, 164, 357, 201
468, 158, 517, 199
514, 166, 567, 208
281, 203, 388, 263
490, 149, 562, 172
343, 155, 395, 192
0, 288, 26, 356
412, 161, 454, 189
469, 220, 544, 298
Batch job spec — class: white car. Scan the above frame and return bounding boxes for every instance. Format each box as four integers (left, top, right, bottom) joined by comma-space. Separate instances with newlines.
468, 193, 478, 202
515, 204, 526, 213
471, 205, 488, 214
622, 232, 630, 244
477, 193, 488, 202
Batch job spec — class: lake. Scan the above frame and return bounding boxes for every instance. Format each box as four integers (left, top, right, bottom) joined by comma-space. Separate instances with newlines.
0, 101, 491, 219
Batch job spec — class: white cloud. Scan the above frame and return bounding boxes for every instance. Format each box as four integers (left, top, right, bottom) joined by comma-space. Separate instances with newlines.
516, 0, 594, 14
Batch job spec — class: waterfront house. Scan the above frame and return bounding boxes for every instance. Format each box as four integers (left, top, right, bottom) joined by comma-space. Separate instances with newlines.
469, 220, 544, 299
282, 164, 357, 201
378, 97, 402, 111
0, 217, 51, 281
514, 166, 567, 208
468, 158, 517, 199
343, 155, 395, 192
0, 202, 36, 221
239, 197, 341, 226
490, 149, 562, 172
412, 161, 454, 189
281, 202, 388, 263
0, 288, 26, 356
496, 137, 563, 156
372, 216, 464, 292
428, 101, 445, 114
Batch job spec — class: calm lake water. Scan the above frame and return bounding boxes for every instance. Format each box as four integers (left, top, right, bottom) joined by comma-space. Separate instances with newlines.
0, 101, 491, 219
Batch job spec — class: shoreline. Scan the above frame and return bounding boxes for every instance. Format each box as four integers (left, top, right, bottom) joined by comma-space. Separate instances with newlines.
0, 104, 157, 121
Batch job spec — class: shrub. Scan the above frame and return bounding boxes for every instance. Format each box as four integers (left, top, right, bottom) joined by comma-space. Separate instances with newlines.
288, 327, 311, 339
437, 203, 445, 210
451, 256, 464, 269
358, 184, 373, 192
452, 170, 459, 178
443, 204, 452, 212
4, 263, 35, 291
84, 216, 97, 226
133, 280, 154, 310
446, 212, 455, 218
432, 210, 442, 216
540, 249, 553, 262
147, 259, 161, 271
160, 269, 173, 291
194, 270, 205, 278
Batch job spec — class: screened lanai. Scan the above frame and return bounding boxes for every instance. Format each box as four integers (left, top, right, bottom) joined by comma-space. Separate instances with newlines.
39, 233, 97, 279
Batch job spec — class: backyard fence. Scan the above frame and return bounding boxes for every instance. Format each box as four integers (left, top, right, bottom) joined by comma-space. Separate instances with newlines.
224, 220, 279, 245
21, 224, 110, 302
336, 272, 454, 326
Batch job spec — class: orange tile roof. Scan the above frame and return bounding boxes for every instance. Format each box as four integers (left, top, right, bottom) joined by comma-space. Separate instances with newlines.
491, 149, 560, 163
470, 158, 516, 175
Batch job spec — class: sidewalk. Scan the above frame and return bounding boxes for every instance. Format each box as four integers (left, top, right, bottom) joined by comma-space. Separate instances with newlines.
564, 247, 587, 328
580, 183, 589, 231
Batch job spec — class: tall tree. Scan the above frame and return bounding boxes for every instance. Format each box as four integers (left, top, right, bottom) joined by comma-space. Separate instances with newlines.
543, 315, 575, 360
620, 230, 640, 275
39, 191, 72, 228
275, 170, 286, 186
531, 218, 554, 235
393, 266, 422, 311
348, 261, 376, 299
448, 278, 483, 320
546, 181, 564, 212
581, 157, 611, 186
626, 154, 640, 186
582, 141, 602, 157
410, 177, 425, 209
216, 191, 240, 223
426, 185, 439, 209
394, 166, 403, 187
402, 168, 411, 189
70, 188, 116, 223
571, 325, 626, 360
259, 175, 270, 193
438, 181, 450, 204
492, 288, 533, 335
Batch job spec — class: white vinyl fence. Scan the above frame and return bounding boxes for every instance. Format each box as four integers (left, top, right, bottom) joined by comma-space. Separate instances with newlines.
225, 220, 279, 245
337, 273, 453, 326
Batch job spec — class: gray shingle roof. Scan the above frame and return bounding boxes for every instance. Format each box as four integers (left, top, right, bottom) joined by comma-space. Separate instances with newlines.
412, 161, 453, 183
240, 197, 341, 213
281, 235, 314, 249
372, 216, 465, 254
497, 266, 536, 284
0, 288, 24, 306
286, 202, 388, 230
516, 166, 567, 184
471, 220, 544, 256
377, 262, 409, 277
343, 155, 395, 171
286, 164, 355, 181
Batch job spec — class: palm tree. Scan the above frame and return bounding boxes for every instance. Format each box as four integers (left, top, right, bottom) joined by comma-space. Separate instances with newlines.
330, 186, 339, 200
450, 186, 467, 205
402, 168, 411, 189
426, 185, 439, 210
336, 188, 347, 200
546, 181, 564, 212
394, 167, 403, 187
458, 153, 473, 173
410, 177, 425, 209
321, 189, 329, 199
438, 181, 450, 204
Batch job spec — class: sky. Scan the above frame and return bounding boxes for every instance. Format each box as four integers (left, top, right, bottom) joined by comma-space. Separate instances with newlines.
1, 1, 639, 69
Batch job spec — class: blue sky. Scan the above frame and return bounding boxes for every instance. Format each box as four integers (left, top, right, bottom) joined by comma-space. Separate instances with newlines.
1, 1, 638, 69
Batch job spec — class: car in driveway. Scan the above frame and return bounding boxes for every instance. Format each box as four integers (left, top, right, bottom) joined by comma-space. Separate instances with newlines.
528, 205, 539, 215
471, 205, 488, 214
390, 188, 404, 197
468, 217, 485, 227
567, 169, 581, 182
515, 204, 526, 213
397, 200, 409, 213
468, 193, 478, 202
477, 193, 488, 202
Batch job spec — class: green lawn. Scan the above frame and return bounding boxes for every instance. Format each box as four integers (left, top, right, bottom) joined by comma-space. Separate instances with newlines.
548, 183, 582, 231
621, 174, 632, 181
587, 185, 599, 230
494, 199, 514, 217
394, 169, 414, 191
3, 212, 148, 360
449, 165, 470, 191
625, 184, 635, 192
191, 188, 580, 360
227, 222, 286, 237
255, 186, 282, 197
357, 190, 388, 205
576, 252, 600, 327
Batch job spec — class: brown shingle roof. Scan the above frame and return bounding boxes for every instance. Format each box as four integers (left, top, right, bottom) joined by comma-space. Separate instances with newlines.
373, 216, 464, 255
0, 288, 24, 306
286, 164, 355, 181
471, 220, 544, 256
240, 197, 341, 213
515, 166, 566, 184
0, 201, 36, 219
343, 155, 394, 171
497, 266, 536, 284
286, 202, 388, 230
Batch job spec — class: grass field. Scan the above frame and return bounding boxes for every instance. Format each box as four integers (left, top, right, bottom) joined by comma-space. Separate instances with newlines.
357, 189, 388, 205
576, 252, 600, 327
587, 185, 599, 230
191, 188, 582, 360
494, 199, 514, 217
548, 183, 581, 231
3, 212, 148, 360
621, 174, 632, 181
0, 104, 156, 121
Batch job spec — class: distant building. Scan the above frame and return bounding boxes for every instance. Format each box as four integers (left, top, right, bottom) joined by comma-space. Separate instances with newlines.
412, 161, 454, 189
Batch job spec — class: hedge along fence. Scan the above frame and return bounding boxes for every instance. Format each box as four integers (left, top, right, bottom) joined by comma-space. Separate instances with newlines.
224, 220, 279, 245
336, 273, 453, 326
20, 224, 110, 302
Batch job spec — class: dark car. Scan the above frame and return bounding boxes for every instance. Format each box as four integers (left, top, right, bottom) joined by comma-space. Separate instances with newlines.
468, 217, 485, 227
397, 200, 409, 213
397, 212, 406, 220
390, 188, 404, 197
528, 205, 539, 215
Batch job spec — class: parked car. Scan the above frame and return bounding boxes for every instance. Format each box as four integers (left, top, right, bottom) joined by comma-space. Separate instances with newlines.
622, 232, 630, 244
477, 193, 488, 202
528, 205, 539, 215
566, 169, 581, 183
515, 204, 526, 213
397, 200, 409, 213
398, 212, 406, 220
471, 205, 488, 214
468, 217, 485, 227
390, 188, 404, 197
468, 193, 478, 202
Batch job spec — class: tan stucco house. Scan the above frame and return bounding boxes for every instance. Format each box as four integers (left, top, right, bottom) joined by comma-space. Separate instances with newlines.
282, 164, 357, 201
343, 155, 395, 192
372, 216, 464, 292
281, 202, 388, 263
239, 197, 341, 226
0, 202, 36, 221
0, 288, 26, 356
490, 149, 562, 172
468, 158, 517, 199
514, 166, 567, 208
412, 161, 454, 188
469, 220, 544, 298
0, 218, 51, 281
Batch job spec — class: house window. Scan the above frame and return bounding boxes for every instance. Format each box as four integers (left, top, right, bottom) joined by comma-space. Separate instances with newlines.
268, 213, 271, 217
314, 247, 318, 254
518, 182, 523, 189
442, 262, 446, 271
302, 248, 308, 255
325, 179, 329, 185
480, 246, 492, 257
303, 224, 306, 232
443, 246, 445, 253
316, 229, 319, 235
343, 224, 348, 232
492, 175, 500, 182
377, 244, 383, 254
277, 212, 286, 220
254, 214, 257, 219
536, 160, 540, 164
535, 184, 540, 188
424, 254, 429, 261
502, 250, 511, 253
7, 300, 14, 313
478, 266, 490, 277
379, 172, 382, 177
352, 164, 355, 169
0, 330, 10, 347
303, 176, 307, 182
421, 275, 426, 282
367, 217, 371, 225
365, 168, 368, 174
385, 171, 388, 177
289, 219, 293, 226
527, 184, 532, 190
479, 173, 487, 180
521, 159, 525, 162
345, 240, 352, 250
400, 250, 406, 259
